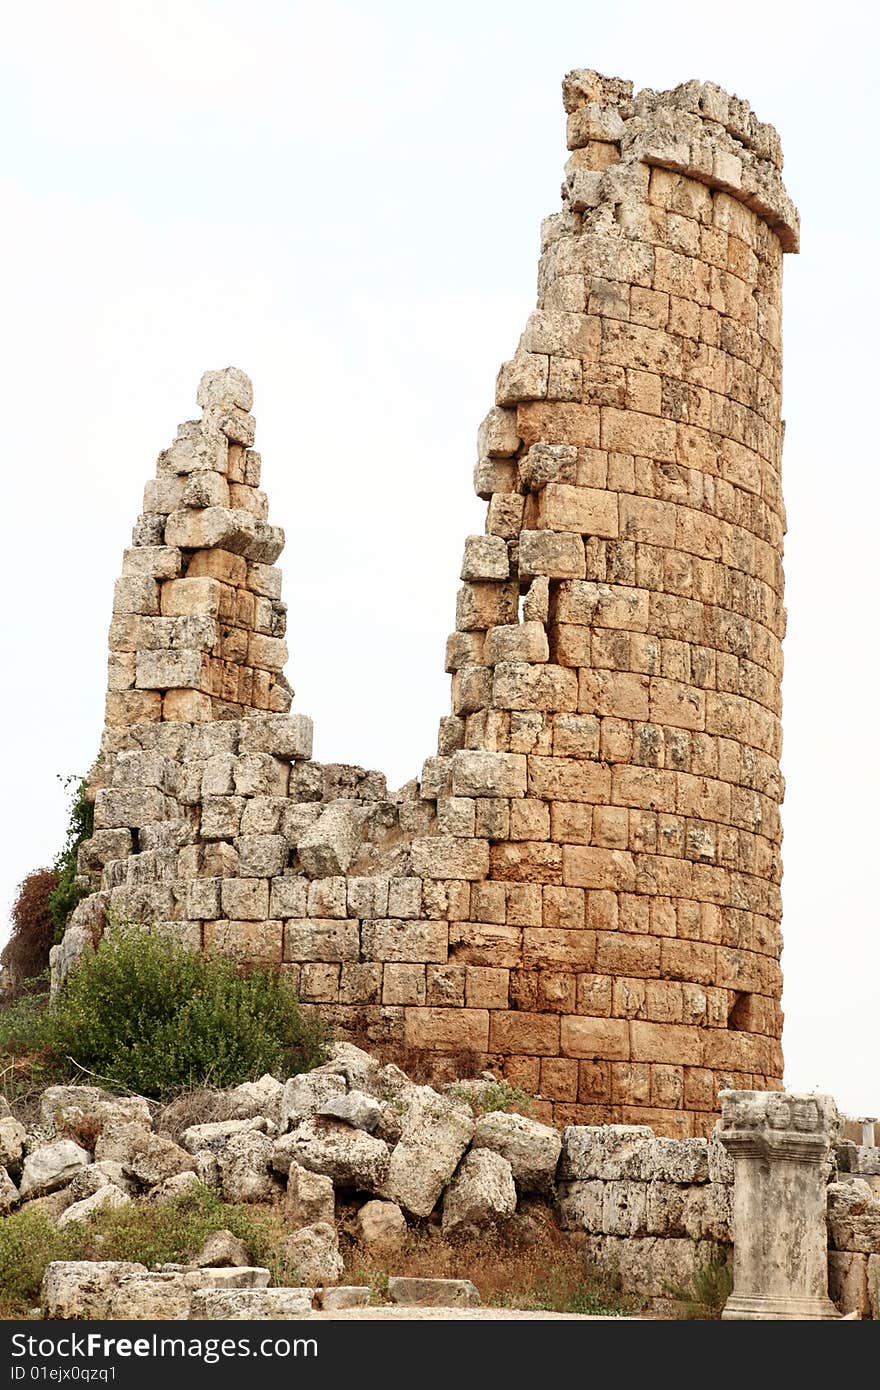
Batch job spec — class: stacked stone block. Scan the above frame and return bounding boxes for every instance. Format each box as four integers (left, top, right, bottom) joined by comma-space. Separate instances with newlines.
106, 365, 290, 732
57, 69, 798, 1140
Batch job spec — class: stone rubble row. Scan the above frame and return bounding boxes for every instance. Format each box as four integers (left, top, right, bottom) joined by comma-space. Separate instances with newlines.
0, 1043, 876, 1317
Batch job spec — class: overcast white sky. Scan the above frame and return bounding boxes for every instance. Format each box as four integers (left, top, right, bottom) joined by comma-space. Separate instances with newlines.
1, 0, 877, 1114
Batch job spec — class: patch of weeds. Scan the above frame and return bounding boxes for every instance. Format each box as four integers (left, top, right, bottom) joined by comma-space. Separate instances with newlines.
48, 777, 94, 942
0, 1206, 88, 1317
663, 1245, 732, 1319
447, 1078, 536, 1119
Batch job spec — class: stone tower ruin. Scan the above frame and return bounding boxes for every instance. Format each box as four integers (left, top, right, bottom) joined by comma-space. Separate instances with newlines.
55, 70, 798, 1139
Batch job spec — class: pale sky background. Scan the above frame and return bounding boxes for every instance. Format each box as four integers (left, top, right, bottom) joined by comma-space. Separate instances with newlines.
1, 0, 877, 1114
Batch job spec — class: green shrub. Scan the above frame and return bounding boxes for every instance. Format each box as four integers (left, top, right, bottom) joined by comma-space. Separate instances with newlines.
0, 1205, 88, 1316
0, 926, 328, 1100
447, 1078, 535, 1118
0, 1187, 300, 1316
86, 1185, 275, 1271
48, 776, 94, 942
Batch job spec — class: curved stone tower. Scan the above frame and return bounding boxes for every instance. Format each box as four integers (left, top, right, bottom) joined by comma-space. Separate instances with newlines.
57, 71, 797, 1139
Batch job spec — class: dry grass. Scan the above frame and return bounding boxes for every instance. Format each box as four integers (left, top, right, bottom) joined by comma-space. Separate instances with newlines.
343, 1201, 638, 1316
154, 1088, 244, 1143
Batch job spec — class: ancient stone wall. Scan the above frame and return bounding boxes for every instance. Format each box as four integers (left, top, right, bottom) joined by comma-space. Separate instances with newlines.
55, 69, 799, 1140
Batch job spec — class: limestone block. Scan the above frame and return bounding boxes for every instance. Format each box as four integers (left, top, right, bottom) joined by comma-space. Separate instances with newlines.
827, 1180, 880, 1253
57, 1183, 130, 1226
197, 367, 254, 412
471, 1111, 562, 1193
411, 837, 490, 881
135, 649, 205, 690
233, 753, 288, 796
492, 662, 578, 711
201, 796, 244, 839
828, 1251, 870, 1318
274, 1118, 390, 1193
451, 750, 527, 798
442, 1147, 517, 1235
298, 803, 366, 877
41, 1261, 149, 1320
165, 507, 284, 564
227, 1073, 285, 1123
124, 1134, 196, 1188
0, 1117, 26, 1169
318, 1285, 370, 1310
248, 633, 288, 671
284, 919, 360, 963
160, 576, 222, 618
94, 788, 167, 830
868, 1255, 880, 1320
360, 919, 447, 963
318, 1090, 383, 1132
19, 1141, 91, 1199
107, 1272, 194, 1320
280, 1073, 347, 1129
559, 1125, 655, 1181
496, 351, 549, 405
162, 690, 212, 722
219, 878, 269, 921
40, 1086, 152, 1139
385, 1087, 474, 1218
280, 1222, 343, 1286
113, 576, 159, 616
286, 1162, 336, 1228
219, 1131, 278, 1203
477, 406, 521, 458
0, 1168, 19, 1214
474, 456, 517, 499
536, 482, 618, 538
190, 1287, 315, 1318
181, 470, 230, 508
387, 877, 423, 919
456, 581, 518, 632
239, 714, 313, 760
557, 1179, 605, 1232
519, 442, 578, 491
649, 1137, 710, 1183
356, 1198, 407, 1253
180, 1118, 271, 1155
602, 1180, 647, 1236
235, 834, 289, 877
461, 535, 509, 581
519, 530, 586, 579
388, 1277, 480, 1308
484, 622, 550, 665
270, 877, 309, 918
122, 546, 183, 579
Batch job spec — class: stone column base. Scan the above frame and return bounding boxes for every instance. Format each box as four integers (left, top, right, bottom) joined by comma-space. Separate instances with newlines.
722, 1295, 840, 1320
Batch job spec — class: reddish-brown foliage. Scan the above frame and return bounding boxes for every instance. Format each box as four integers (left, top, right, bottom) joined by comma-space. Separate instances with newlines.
2, 869, 58, 996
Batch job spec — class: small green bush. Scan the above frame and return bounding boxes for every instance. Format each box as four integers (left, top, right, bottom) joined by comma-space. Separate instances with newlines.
88, 1185, 274, 1271
0, 926, 328, 1100
0, 1187, 300, 1316
447, 1078, 535, 1118
0, 1205, 88, 1316
48, 776, 94, 942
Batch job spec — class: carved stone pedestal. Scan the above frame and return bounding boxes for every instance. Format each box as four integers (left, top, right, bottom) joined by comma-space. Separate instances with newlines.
719, 1090, 840, 1320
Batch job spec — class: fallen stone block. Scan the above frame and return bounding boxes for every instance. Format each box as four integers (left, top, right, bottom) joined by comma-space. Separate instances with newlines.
42, 1262, 148, 1319
442, 1148, 517, 1235
388, 1277, 480, 1308
19, 1141, 92, 1199
189, 1287, 315, 1319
